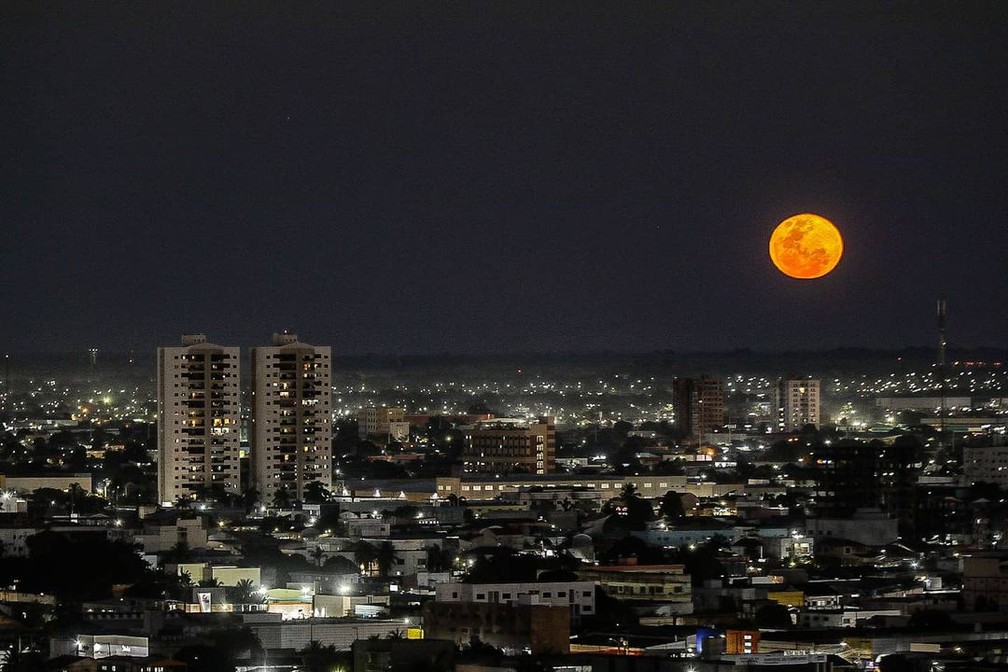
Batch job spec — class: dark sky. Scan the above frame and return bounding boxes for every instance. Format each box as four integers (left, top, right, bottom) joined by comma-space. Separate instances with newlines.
3, 3, 1007, 354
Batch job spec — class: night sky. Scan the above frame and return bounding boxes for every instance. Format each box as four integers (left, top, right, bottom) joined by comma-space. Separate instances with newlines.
3, 4, 1007, 354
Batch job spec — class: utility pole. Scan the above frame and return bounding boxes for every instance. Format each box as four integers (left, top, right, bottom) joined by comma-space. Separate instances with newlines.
937, 297, 947, 453
2, 353, 9, 417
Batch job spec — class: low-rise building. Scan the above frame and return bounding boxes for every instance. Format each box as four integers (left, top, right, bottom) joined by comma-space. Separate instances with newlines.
242, 616, 406, 651
135, 516, 209, 554
422, 601, 569, 654
434, 580, 596, 622
0, 524, 37, 557
806, 509, 899, 546
962, 552, 1008, 612
0, 473, 94, 494
462, 417, 557, 475
358, 407, 407, 443
797, 608, 903, 628
175, 563, 260, 587
352, 638, 454, 672
50, 634, 149, 659
577, 564, 692, 614
963, 443, 1008, 488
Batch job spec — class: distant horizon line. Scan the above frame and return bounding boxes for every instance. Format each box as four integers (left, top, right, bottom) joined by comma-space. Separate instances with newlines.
3, 344, 1006, 359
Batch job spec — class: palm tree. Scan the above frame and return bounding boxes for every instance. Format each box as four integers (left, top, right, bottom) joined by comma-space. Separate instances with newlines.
619, 482, 639, 500
230, 578, 261, 604
167, 570, 193, 602
352, 541, 378, 577
375, 541, 398, 578
67, 482, 85, 515
272, 485, 292, 510
310, 545, 325, 567
166, 540, 191, 564
241, 486, 260, 514
0, 645, 44, 672
303, 480, 330, 504
425, 544, 453, 573
197, 578, 222, 588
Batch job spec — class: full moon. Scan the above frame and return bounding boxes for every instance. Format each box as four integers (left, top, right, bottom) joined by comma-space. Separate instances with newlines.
769, 213, 843, 279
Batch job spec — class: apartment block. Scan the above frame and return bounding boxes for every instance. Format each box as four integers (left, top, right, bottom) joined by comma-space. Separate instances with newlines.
462, 416, 556, 475
250, 332, 332, 503
358, 406, 408, 443
157, 334, 241, 505
673, 376, 725, 440
779, 378, 821, 431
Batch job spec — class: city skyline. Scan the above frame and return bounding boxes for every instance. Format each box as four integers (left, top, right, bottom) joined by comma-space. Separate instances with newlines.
3, 5, 1008, 669
3, 4, 1008, 355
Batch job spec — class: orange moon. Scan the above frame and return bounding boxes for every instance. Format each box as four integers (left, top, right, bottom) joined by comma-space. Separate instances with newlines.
769, 213, 843, 279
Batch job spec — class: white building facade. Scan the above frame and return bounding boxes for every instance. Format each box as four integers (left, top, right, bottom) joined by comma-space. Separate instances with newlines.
435, 580, 596, 621
963, 443, 1008, 488
251, 332, 332, 503
780, 378, 821, 431
157, 334, 241, 505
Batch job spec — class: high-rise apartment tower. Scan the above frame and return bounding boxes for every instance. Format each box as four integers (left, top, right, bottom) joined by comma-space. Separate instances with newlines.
157, 334, 241, 505
673, 376, 725, 440
779, 378, 821, 431
250, 332, 332, 503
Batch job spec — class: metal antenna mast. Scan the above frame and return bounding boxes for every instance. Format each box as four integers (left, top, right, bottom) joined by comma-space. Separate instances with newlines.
938, 297, 947, 452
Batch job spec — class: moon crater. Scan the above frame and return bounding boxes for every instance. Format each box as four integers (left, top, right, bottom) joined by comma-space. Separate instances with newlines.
769, 213, 843, 279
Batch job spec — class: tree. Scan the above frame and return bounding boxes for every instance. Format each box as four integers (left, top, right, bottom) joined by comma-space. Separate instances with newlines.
303, 481, 330, 505
323, 555, 359, 574
175, 627, 263, 672
375, 541, 398, 578
659, 491, 685, 521
464, 635, 502, 657
67, 482, 84, 515
310, 545, 325, 567
23, 532, 148, 601
167, 570, 193, 601
353, 541, 378, 576
619, 482, 639, 499
301, 641, 349, 672
0, 646, 45, 672
393, 505, 420, 521
467, 400, 495, 416
754, 602, 792, 629
229, 578, 261, 605
599, 535, 666, 565
613, 420, 633, 440
165, 540, 191, 564
908, 609, 952, 628
603, 484, 654, 531
584, 585, 638, 629
272, 485, 292, 509
426, 545, 454, 573
679, 536, 728, 585
242, 487, 260, 514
